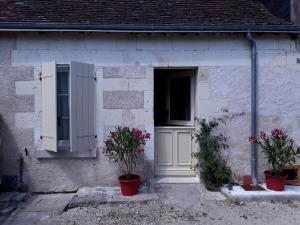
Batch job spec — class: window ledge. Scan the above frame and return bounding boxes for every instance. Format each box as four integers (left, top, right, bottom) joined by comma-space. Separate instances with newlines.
35, 148, 98, 159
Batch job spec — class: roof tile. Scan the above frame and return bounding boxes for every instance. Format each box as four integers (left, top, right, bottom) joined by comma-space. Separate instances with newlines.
0, 0, 295, 30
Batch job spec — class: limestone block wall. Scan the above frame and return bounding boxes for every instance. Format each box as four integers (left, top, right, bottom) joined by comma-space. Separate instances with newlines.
0, 32, 299, 192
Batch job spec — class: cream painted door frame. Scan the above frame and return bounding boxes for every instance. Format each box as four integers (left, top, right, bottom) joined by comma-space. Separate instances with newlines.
154, 126, 196, 176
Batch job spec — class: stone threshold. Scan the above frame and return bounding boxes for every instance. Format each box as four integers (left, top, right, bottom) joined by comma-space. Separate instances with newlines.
154, 176, 200, 184
221, 184, 300, 202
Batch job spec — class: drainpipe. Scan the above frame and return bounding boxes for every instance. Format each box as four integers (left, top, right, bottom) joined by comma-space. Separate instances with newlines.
246, 32, 258, 186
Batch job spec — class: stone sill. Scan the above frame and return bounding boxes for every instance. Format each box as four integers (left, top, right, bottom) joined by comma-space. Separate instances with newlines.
35, 148, 98, 159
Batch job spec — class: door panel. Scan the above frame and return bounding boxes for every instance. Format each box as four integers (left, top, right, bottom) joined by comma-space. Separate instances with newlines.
155, 127, 196, 176
156, 131, 173, 166
176, 131, 192, 166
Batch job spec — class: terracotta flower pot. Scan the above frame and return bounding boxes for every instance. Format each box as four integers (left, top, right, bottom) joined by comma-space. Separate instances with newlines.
264, 171, 287, 191
118, 174, 140, 196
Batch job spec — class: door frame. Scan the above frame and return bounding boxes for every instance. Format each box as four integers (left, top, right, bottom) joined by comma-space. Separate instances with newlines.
153, 68, 198, 177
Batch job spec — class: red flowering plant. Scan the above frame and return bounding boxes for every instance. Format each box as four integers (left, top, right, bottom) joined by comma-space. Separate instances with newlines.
249, 129, 300, 176
103, 127, 151, 179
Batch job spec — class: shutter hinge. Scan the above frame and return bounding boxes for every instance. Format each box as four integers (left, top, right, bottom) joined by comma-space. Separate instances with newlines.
40, 136, 43, 140
95, 135, 97, 139
39, 72, 42, 81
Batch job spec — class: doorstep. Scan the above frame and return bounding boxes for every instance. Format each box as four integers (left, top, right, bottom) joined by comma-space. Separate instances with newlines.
154, 176, 200, 184
221, 184, 300, 202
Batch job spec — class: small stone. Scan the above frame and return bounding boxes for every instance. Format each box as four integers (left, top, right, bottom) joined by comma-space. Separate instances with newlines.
241, 214, 248, 219
202, 212, 208, 217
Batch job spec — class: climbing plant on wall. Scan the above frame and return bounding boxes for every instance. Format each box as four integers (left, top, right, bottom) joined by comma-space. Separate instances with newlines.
193, 113, 232, 191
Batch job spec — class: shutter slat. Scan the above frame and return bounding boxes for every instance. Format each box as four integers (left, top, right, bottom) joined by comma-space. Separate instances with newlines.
42, 61, 58, 152
70, 61, 95, 152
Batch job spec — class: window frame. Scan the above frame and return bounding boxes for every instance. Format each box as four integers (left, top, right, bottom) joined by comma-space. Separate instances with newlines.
38, 61, 97, 158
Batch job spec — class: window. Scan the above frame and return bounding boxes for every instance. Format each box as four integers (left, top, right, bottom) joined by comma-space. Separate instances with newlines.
41, 61, 95, 152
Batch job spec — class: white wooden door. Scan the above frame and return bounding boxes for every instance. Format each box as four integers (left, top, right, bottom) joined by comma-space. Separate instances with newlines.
155, 126, 196, 176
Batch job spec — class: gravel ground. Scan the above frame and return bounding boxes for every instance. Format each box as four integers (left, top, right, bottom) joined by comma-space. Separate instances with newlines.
37, 199, 300, 225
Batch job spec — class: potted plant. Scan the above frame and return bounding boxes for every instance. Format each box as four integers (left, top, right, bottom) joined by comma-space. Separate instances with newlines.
249, 129, 300, 191
103, 127, 150, 196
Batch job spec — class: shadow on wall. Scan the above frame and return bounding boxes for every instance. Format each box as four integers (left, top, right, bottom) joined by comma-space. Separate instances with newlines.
0, 115, 27, 191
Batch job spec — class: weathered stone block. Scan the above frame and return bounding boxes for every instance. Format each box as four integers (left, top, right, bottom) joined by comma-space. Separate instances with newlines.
261, 50, 287, 66
86, 33, 117, 50
197, 67, 209, 82
103, 67, 119, 78
136, 34, 173, 50
47, 33, 87, 50
16, 33, 48, 50
144, 91, 153, 112
132, 109, 153, 125
94, 66, 103, 78
0, 66, 34, 82
15, 112, 41, 129
103, 91, 144, 109
122, 109, 135, 126
297, 117, 300, 128
15, 80, 39, 95
278, 35, 292, 50
256, 35, 279, 50
129, 78, 152, 91
0, 33, 16, 65
296, 38, 300, 51
116, 33, 137, 50
103, 66, 146, 79
208, 34, 247, 50
170, 34, 209, 50
15, 96, 34, 112
144, 124, 154, 160
11, 50, 40, 65
100, 109, 123, 125
103, 78, 129, 90
197, 83, 210, 99
24, 194, 74, 212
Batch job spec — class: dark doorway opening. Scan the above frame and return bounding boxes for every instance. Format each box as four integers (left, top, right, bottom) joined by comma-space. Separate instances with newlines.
154, 69, 195, 126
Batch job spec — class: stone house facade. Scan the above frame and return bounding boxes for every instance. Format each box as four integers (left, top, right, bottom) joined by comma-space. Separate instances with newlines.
0, 0, 300, 192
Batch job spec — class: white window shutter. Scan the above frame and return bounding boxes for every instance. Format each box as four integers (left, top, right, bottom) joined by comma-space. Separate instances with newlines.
70, 61, 95, 152
42, 61, 58, 152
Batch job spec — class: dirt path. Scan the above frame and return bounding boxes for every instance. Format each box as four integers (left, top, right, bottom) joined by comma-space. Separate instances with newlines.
3, 184, 300, 225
